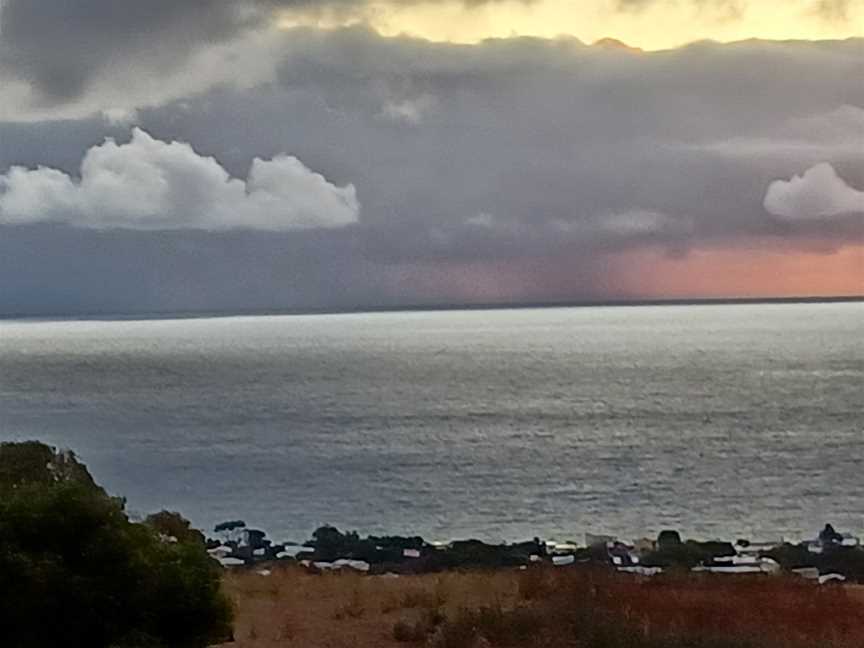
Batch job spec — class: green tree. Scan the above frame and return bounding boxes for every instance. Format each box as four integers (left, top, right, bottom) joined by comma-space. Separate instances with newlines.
145, 510, 206, 546
0, 441, 233, 648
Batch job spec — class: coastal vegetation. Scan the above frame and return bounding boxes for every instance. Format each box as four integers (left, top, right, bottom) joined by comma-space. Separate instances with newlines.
0, 442, 232, 648
211, 522, 864, 584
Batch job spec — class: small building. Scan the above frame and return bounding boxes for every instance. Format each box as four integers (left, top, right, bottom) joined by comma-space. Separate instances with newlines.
617, 566, 663, 577
818, 573, 847, 585
218, 556, 246, 568
841, 534, 860, 547
733, 540, 782, 559
305, 559, 371, 573
207, 545, 233, 559
548, 542, 579, 555
694, 556, 780, 575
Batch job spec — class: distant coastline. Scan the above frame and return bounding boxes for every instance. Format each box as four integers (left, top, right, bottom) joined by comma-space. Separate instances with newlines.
1, 294, 862, 324
207, 520, 864, 585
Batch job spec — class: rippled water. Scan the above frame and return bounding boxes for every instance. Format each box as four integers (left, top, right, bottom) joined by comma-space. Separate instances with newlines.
1, 303, 862, 544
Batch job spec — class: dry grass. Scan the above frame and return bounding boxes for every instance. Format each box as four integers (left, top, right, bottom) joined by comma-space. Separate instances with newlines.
213, 566, 864, 648
215, 565, 517, 647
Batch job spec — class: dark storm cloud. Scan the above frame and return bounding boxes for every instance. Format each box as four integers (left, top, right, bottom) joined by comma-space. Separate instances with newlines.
0, 0, 513, 104
1, 0, 856, 111
0, 0, 253, 102
0, 29, 862, 314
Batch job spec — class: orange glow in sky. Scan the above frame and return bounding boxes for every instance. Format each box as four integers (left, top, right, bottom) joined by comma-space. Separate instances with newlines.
383, 243, 864, 304
612, 244, 864, 299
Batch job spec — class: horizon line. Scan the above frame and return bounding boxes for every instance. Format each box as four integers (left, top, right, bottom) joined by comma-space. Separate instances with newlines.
2, 295, 862, 324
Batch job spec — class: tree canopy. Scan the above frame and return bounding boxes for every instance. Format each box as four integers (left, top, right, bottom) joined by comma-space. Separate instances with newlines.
0, 441, 233, 648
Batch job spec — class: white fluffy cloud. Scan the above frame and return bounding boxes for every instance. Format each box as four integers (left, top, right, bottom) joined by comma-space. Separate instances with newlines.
0, 128, 359, 231
763, 163, 864, 222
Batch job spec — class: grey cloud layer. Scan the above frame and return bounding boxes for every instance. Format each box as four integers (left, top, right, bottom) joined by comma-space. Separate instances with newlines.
0, 0, 516, 106
0, 0, 252, 103
262, 30, 863, 249
0, 28, 862, 313
4, 0, 856, 107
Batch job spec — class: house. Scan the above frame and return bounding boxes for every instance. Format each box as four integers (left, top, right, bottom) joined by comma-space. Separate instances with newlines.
693, 564, 763, 575
733, 539, 782, 559
841, 533, 860, 547
617, 566, 663, 576
818, 573, 847, 585
309, 559, 370, 572
693, 555, 780, 575
550, 543, 579, 556
207, 545, 233, 559
333, 559, 371, 572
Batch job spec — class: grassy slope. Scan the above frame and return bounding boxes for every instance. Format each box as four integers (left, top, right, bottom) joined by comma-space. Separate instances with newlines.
216, 567, 864, 648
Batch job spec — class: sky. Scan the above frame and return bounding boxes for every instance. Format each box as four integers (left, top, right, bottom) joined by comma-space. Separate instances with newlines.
0, 0, 862, 315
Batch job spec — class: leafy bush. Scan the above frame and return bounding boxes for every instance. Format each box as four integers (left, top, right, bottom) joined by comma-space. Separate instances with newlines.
0, 440, 100, 491
0, 441, 233, 648
428, 604, 543, 647
643, 540, 735, 569
765, 542, 864, 583
392, 618, 427, 642
145, 510, 206, 546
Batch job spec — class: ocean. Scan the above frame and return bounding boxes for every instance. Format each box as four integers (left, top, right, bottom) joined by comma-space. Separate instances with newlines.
1, 302, 861, 545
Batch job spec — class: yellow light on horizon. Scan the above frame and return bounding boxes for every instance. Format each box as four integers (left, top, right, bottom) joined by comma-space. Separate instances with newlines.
277, 0, 864, 50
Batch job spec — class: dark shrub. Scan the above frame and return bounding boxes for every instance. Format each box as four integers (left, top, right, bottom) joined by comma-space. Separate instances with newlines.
0, 441, 233, 648
392, 609, 445, 644
0, 440, 100, 491
658, 530, 683, 550
643, 540, 735, 569
145, 510, 206, 546
429, 604, 543, 647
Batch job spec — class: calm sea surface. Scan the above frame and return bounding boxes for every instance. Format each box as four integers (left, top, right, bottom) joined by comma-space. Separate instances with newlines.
1, 303, 862, 544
